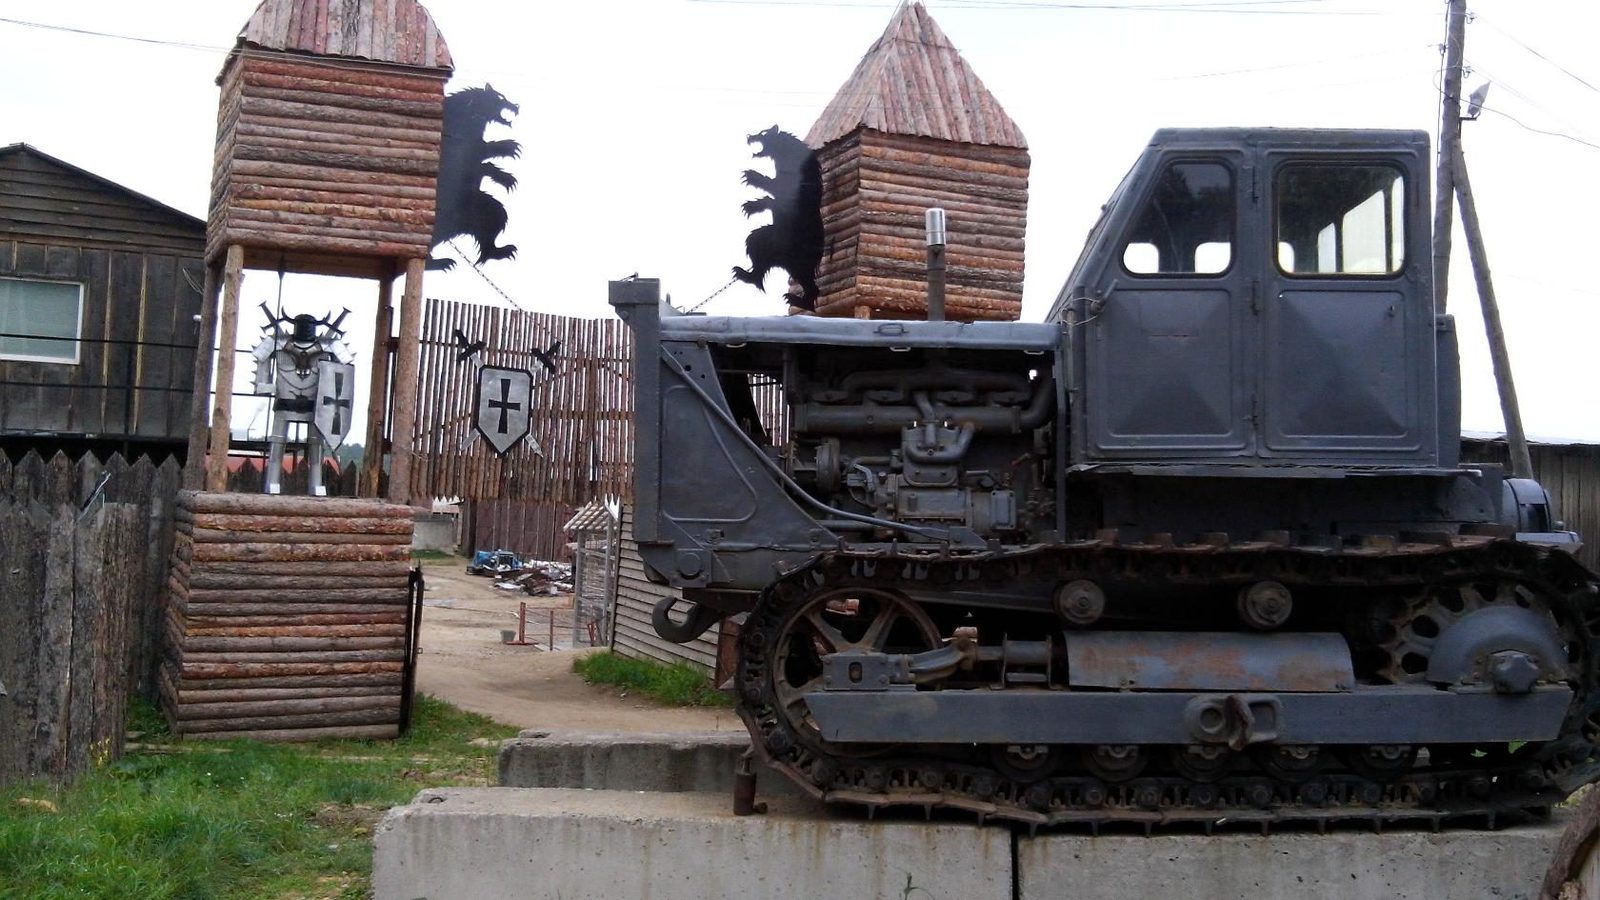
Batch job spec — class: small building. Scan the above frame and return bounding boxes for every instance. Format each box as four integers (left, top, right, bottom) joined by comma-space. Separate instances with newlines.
807, 2, 1029, 321
0, 144, 206, 460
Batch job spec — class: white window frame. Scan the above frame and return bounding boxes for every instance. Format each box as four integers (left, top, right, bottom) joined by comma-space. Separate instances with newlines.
0, 276, 85, 365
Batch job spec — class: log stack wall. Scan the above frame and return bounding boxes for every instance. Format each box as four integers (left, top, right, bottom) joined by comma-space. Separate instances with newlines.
815, 129, 1029, 321
161, 491, 416, 742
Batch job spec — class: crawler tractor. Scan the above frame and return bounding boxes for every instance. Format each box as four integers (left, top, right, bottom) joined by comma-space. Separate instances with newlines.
611, 128, 1599, 829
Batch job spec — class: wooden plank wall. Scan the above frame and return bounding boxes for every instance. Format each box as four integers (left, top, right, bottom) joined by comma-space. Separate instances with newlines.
1, 150, 206, 445
611, 506, 716, 674
462, 498, 574, 561
161, 491, 415, 742
1462, 438, 1600, 572
0, 451, 183, 784
410, 299, 789, 509
410, 299, 634, 503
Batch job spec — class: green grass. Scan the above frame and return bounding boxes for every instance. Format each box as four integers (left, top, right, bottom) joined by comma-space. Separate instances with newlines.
409, 549, 459, 562
571, 651, 732, 708
0, 694, 515, 900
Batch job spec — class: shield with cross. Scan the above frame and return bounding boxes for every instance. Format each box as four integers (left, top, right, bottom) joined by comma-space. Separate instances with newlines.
313, 360, 357, 450
474, 365, 534, 456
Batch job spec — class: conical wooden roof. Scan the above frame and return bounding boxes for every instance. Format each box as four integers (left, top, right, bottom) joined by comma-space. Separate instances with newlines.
238, 0, 452, 70
807, 2, 1025, 150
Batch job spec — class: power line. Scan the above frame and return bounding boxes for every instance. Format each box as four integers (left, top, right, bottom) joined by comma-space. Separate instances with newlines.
1476, 13, 1600, 99
1432, 68, 1600, 155
0, 14, 225, 53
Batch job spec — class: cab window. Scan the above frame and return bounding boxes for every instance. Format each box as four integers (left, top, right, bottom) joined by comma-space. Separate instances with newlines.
1121, 161, 1234, 276
1276, 164, 1405, 276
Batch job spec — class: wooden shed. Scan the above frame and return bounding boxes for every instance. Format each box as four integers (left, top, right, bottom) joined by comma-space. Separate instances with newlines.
191, 0, 454, 503
807, 1, 1029, 322
0, 144, 205, 459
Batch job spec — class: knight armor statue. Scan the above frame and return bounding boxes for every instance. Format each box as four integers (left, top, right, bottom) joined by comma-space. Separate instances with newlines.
250, 308, 354, 496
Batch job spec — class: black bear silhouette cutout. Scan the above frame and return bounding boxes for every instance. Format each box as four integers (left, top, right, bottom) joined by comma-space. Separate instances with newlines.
429, 84, 521, 271
732, 126, 823, 310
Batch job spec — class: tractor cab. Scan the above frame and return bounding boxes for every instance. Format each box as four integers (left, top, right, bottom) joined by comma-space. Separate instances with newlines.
1051, 129, 1451, 470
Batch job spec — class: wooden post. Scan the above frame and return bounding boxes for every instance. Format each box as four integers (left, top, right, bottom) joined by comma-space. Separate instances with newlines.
1452, 146, 1533, 478
386, 257, 426, 506
183, 261, 224, 489
359, 269, 396, 498
204, 245, 246, 493
1431, 0, 1467, 313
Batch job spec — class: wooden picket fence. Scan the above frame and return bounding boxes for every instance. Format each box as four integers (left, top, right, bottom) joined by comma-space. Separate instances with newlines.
0, 451, 182, 784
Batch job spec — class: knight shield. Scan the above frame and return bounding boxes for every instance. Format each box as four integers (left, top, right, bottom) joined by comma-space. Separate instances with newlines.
475, 366, 534, 456
313, 360, 357, 449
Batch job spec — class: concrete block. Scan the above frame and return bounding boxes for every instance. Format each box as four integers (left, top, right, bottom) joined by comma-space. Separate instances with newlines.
497, 728, 799, 796
373, 788, 1012, 900
1019, 815, 1566, 900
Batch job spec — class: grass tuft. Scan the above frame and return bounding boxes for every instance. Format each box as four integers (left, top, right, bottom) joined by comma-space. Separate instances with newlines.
571, 651, 732, 707
0, 694, 515, 900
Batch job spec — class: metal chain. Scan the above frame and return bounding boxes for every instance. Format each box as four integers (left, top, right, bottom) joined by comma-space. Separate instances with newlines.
680, 276, 738, 314
447, 239, 528, 313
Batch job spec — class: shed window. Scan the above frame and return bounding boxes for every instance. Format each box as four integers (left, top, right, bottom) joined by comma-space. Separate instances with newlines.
1121, 161, 1235, 276
1276, 164, 1405, 275
0, 277, 83, 363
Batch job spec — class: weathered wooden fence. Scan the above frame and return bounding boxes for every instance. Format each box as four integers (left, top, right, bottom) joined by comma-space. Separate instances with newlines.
410, 300, 787, 560
0, 452, 182, 784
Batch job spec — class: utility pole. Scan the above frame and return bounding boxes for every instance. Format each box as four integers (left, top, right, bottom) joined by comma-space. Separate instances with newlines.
1433, 0, 1533, 476
1432, 0, 1468, 313
1454, 147, 1533, 477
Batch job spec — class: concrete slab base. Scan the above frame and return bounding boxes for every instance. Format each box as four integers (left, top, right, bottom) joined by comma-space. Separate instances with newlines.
376, 786, 1570, 900
373, 788, 1010, 900
1021, 817, 1566, 900
496, 728, 799, 796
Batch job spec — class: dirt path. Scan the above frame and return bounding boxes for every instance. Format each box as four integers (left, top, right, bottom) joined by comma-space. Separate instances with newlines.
412, 559, 742, 734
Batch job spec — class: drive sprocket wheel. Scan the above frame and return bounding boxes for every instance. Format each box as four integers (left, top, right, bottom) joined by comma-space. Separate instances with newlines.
1376, 575, 1574, 685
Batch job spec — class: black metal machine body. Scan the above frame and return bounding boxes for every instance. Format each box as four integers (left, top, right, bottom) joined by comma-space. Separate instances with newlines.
612, 128, 1599, 828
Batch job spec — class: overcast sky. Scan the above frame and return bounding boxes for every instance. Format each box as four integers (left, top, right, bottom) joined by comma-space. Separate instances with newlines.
1, 0, 1596, 442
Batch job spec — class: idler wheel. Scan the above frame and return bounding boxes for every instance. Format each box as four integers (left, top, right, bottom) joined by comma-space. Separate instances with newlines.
1083, 744, 1147, 783
769, 586, 939, 755
1238, 581, 1293, 630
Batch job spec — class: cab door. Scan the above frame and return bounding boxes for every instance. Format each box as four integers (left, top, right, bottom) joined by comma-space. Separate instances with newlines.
1080, 155, 1256, 460
1260, 158, 1434, 461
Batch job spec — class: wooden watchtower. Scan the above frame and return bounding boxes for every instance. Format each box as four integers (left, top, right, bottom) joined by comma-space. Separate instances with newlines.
808, 2, 1029, 322
186, 0, 453, 504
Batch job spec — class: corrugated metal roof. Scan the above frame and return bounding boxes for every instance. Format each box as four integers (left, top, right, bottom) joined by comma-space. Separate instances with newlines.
239, 0, 453, 70
807, 1, 1025, 150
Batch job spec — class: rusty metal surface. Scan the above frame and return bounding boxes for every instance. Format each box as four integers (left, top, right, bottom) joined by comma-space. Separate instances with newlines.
807, 2, 1026, 149
239, 0, 453, 69
1063, 631, 1355, 692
